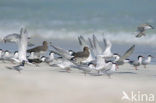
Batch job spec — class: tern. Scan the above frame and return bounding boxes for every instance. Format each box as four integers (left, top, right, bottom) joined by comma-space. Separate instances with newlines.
49, 57, 74, 72
142, 55, 153, 68
136, 23, 154, 38
128, 56, 144, 70
115, 45, 135, 66
88, 55, 112, 75
89, 35, 114, 58
50, 43, 74, 60
102, 62, 117, 78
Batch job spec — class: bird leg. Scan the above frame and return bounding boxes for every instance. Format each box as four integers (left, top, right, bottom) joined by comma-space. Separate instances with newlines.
135, 66, 138, 70
144, 65, 146, 68
83, 71, 87, 76
65, 67, 71, 73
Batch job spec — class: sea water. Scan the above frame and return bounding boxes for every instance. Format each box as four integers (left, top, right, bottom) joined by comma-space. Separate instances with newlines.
0, 0, 156, 63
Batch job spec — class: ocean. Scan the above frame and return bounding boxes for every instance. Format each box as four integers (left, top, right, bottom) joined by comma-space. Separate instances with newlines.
0, 0, 156, 63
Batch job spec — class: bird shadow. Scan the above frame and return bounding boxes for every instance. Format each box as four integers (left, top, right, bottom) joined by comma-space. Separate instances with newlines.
59, 70, 71, 73
116, 72, 137, 74
5, 66, 13, 70
89, 73, 103, 76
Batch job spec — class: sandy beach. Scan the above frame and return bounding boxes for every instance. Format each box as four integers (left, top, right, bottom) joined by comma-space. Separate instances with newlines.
0, 62, 156, 103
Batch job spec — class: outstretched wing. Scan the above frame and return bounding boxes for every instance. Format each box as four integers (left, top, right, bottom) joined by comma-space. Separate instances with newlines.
136, 32, 145, 38
18, 28, 28, 62
118, 45, 135, 62
92, 35, 103, 55
78, 35, 88, 49
103, 38, 112, 50
50, 44, 73, 59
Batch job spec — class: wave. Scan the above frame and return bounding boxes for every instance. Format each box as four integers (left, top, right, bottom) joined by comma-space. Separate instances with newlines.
28, 29, 156, 46
0, 26, 156, 46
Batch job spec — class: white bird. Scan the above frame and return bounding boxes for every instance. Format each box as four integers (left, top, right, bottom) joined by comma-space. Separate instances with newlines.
89, 35, 113, 58
45, 51, 55, 63
2, 50, 12, 61
89, 55, 113, 75
49, 57, 74, 72
128, 56, 144, 70
142, 55, 153, 68
10, 51, 21, 63
27, 51, 39, 59
103, 62, 117, 78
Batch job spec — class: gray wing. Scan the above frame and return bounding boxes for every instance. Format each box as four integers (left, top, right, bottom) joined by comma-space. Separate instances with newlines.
88, 37, 94, 49
92, 35, 103, 55
78, 35, 88, 49
103, 38, 112, 50
117, 45, 135, 63
137, 26, 144, 32
3, 33, 20, 43
50, 44, 73, 59
136, 32, 145, 38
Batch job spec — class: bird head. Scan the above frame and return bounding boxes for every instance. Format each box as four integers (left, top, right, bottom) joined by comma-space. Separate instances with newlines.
43, 41, 48, 46
83, 47, 89, 52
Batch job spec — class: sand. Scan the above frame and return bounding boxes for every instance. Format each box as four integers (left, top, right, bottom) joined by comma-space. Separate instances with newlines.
0, 62, 156, 103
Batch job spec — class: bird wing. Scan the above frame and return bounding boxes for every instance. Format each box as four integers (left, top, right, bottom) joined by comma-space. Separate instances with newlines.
102, 38, 112, 57
88, 37, 94, 49
78, 35, 88, 49
18, 28, 28, 62
136, 32, 145, 38
92, 35, 103, 55
27, 46, 43, 53
117, 45, 135, 63
50, 44, 73, 59
137, 26, 144, 32
96, 55, 106, 68
3, 33, 20, 43
103, 38, 112, 51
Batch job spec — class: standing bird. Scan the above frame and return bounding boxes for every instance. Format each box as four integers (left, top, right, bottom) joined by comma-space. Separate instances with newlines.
136, 24, 154, 38
71, 47, 90, 64
103, 62, 117, 78
128, 56, 144, 70
142, 55, 153, 68
27, 41, 48, 58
